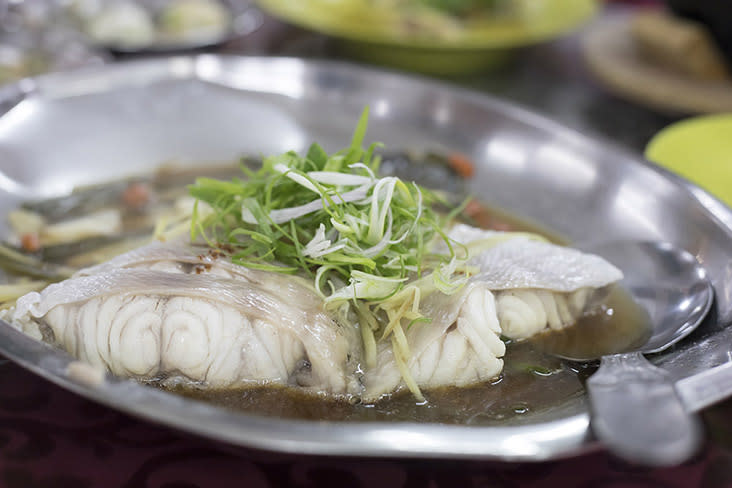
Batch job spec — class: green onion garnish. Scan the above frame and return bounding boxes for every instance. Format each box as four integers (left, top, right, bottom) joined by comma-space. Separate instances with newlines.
188, 107, 465, 307
189, 108, 469, 400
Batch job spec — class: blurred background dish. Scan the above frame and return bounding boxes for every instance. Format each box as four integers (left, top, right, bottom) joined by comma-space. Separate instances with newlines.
582, 8, 732, 114
65, 0, 263, 53
0, 1, 107, 85
256, 0, 598, 75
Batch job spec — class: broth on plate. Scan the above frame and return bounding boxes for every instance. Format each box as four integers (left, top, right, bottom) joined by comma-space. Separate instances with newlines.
159, 254, 649, 425
0, 154, 650, 424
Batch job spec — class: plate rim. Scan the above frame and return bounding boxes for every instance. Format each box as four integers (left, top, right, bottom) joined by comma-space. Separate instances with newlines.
0, 54, 730, 462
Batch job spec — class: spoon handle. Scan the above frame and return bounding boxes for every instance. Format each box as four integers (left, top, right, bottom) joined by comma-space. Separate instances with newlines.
587, 351, 703, 466
677, 360, 732, 412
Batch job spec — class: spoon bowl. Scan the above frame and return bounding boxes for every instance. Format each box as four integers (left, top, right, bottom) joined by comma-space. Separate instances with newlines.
533, 240, 713, 362
558, 240, 713, 466
589, 240, 713, 356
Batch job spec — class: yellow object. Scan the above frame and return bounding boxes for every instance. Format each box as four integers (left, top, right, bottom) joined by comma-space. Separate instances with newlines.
645, 114, 732, 207
256, 0, 597, 75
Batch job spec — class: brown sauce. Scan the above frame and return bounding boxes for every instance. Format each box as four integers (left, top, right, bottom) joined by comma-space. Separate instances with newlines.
532, 286, 652, 362
5, 159, 651, 425
157, 201, 650, 425
161, 339, 589, 425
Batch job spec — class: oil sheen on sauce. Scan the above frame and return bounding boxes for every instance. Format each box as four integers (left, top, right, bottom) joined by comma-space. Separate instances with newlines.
9, 161, 650, 426
160, 206, 651, 426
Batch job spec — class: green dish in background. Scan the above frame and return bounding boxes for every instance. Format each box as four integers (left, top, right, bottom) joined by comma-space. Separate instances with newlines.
645, 113, 732, 208
256, 0, 598, 75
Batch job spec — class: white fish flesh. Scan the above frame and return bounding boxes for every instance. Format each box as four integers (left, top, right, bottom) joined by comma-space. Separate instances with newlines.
12, 244, 361, 395
363, 283, 505, 400
362, 225, 624, 397
8, 223, 624, 401
495, 287, 594, 339
447, 224, 623, 292
448, 224, 623, 339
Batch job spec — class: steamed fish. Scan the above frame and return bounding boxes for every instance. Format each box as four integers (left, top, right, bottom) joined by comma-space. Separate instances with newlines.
1, 111, 627, 404
364, 282, 505, 400
5, 228, 623, 401
11, 243, 361, 395
449, 224, 623, 339
361, 224, 623, 398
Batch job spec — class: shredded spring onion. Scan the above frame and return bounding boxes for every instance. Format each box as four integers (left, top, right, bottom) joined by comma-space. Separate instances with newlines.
189, 107, 470, 400
189, 108, 465, 304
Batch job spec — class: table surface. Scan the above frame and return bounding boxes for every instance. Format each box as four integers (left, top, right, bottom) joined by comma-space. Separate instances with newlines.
3, 4, 732, 487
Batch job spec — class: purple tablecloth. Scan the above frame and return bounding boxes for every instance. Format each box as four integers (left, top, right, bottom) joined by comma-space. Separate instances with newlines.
0, 358, 731, 487
3, 3, 729, 486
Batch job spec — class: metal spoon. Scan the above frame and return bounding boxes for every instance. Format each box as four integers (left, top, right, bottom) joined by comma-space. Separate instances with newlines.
539, 241, 714, 466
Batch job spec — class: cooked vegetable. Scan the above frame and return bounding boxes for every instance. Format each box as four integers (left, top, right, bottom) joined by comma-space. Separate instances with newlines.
20, 233, 41, 253
0, 243, 74, 281
41, 209, 122, 246
189, 110, 476, 398
446, 152, 475, 178
189, 109, 467, 305
121, 182, 153, 210
0, 280, 49, 304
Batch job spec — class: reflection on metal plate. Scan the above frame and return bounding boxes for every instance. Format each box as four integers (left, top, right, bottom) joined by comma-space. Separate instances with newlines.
0, 55, 730, 461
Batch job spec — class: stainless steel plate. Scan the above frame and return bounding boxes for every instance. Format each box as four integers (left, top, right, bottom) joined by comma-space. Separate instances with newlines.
0, 55, 731, 461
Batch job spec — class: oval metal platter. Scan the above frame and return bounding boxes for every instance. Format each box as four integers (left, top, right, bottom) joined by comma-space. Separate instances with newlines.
0, 55, 731, 461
